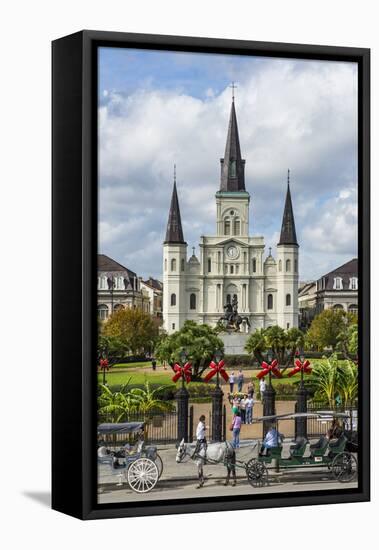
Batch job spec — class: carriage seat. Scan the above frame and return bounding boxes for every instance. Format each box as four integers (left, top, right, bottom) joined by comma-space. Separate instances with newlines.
97, 446, 113, 464
289, 437, 307, 457
310, 436, 329, 457
328, 434, 347, 455
124, 439, 144, 456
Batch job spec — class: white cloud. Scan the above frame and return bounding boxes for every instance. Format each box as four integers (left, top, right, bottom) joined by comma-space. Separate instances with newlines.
99, 57, 358, 280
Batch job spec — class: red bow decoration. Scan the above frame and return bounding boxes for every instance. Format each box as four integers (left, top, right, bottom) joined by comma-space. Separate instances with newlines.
256, 359, 282, 379
204, 360, 229, 383
288, 358, 312, 377
172, 362, 192, 383
99, 358, 110, 371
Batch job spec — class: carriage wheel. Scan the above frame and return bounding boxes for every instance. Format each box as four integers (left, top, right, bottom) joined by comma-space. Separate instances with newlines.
246, 459, 269, 488
127, 458, 159, 493
331, 452, 357, 483
154, 453, 164, 479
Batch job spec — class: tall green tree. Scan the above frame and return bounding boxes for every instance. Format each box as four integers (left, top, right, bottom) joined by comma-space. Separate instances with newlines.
155, 321, 224, 379
245, 326, 305, 369
102, 307, 159, 356
337, 322, 358, 360
306, 309, 357, 351
244, 328, 266, 364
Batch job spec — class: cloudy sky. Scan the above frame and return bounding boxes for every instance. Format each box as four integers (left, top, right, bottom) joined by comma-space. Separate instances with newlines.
98, 47, 358, 282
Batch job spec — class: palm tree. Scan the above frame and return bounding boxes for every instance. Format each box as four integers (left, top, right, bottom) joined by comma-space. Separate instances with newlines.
129, 382, 174, 415
337, 360, 358, 407
245, 328, 267, 364
309, 355, 339, 407
97, 381, 133, 422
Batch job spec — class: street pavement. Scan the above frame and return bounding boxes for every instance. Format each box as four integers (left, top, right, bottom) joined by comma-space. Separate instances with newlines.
98, 440, 358, 504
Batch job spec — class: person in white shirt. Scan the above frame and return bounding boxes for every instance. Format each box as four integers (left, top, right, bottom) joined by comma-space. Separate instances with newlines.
193, 415, 207, 456
245, 395, 254, 424
259, 377, 266, 402
229, 371, 235, 393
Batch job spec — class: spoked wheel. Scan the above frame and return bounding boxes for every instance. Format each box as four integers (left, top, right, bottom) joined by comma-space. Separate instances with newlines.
154, 453, 164, 479
331, 452, 357, 483
127, 458, 159, 493
246, 459, 269, 488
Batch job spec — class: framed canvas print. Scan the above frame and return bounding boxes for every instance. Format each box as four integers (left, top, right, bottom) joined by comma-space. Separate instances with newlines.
52, 30, 370, 520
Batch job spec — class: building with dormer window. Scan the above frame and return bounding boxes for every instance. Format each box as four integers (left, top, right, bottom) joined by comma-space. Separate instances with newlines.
162, 98, 300, 334
315, 258, 358, 315
97, 254, 151, 319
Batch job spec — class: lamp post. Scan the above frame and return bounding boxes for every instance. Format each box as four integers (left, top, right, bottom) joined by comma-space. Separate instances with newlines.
176, 349, 190, 443
211, 349, 224, 442
295, 349, 309, 439
262, 349, 276, 436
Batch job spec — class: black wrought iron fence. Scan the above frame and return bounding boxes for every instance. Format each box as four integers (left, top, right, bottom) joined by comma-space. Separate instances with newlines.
98, 408, 196, 444
208, 406, 227, 442
307, 401, 358, 438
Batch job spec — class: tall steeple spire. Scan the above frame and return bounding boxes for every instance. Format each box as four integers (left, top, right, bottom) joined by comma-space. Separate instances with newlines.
220, 95, 246, 192
164, 166, 186, 244
278, 169, 298, 246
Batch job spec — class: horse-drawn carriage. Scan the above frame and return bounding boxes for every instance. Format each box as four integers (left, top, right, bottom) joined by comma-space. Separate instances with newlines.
176, 411, 357, 489
97, 422, 163, 493
246, 411, 358, 487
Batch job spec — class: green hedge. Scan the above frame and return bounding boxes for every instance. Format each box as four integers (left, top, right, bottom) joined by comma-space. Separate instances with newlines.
224, 354, 256, 368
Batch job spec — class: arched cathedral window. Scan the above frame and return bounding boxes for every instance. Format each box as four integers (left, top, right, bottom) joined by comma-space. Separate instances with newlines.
208, 258, 212, 272
181, 258, 185, 271
234, 218, 240, 235
252, 258, 256, 273
171, 258, 177, 271
190, 293, 196, 310
170, 293, 176, 306
286, 293, 291, 306
286, 259, 291, 272
224, 218, 231, 235
267, 294, 273, 310
278, 259, 282, 272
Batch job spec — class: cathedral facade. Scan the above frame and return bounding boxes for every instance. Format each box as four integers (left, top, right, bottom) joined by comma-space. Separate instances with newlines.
162, 99, 299, 335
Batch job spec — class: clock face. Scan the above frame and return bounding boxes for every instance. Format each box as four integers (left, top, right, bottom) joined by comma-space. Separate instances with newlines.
227, 245, 238, 259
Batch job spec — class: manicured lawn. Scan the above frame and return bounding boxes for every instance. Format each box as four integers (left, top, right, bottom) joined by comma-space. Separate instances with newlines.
99, 370, 174, 387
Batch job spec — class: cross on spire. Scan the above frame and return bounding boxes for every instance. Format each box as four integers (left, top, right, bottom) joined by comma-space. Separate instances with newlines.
174, 163, 176, 183
287, 168, 290, 186
229, 81, 237, 101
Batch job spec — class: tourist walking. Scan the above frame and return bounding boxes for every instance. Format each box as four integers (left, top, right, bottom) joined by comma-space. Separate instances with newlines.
240, 395, 247, 423
231, 411, 242, 449
229, 371, 235, 393
259, 377, 266, 402
247, 380, 254, 397
245, 394, 254, 424
237, 369, 244, 392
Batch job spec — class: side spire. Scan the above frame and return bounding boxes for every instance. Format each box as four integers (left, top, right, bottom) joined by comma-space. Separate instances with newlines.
164, 167, 186, 244
278, 169, 298, 246
220, 94, 246, 192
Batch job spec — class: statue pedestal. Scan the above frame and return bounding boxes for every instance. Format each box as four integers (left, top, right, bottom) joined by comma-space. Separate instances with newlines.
220, 332, 249, 355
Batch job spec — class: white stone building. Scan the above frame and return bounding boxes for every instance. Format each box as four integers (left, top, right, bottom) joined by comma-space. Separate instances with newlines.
162, 99, 299, 334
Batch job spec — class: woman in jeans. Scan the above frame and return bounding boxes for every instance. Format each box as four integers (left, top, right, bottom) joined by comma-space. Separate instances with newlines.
231, 411, 242, 449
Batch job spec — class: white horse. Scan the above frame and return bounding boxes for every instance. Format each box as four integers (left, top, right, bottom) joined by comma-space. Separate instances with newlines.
176, 439, 236, 488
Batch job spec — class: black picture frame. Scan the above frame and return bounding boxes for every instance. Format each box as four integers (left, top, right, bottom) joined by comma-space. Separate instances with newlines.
52, 30, 370, 520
